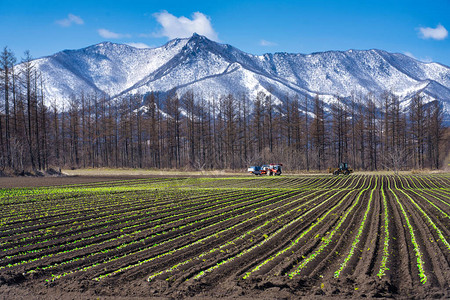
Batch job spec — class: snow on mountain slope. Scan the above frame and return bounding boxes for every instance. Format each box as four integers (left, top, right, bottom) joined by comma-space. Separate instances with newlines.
31, 38, 188, 101
23, 33, 450, 116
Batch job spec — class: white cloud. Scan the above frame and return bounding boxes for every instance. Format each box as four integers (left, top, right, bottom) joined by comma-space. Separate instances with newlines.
404, 51, 416, 59
403, 51, 433, 63
153, 11, 218, 41
56, 14, 84, 27
126, 42, 152, 49
418, 24, 448, 40
260, 39, 277, 46
98, 29, 131, 39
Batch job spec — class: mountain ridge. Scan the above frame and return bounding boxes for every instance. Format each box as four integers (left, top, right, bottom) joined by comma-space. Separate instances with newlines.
21, 34, 450, 115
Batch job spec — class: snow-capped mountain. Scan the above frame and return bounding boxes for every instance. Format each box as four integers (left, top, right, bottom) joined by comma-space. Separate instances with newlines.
26, 33, 450, 114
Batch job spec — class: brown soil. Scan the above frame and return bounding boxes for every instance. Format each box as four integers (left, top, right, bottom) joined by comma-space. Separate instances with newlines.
0, 175, 151, 189
1, 175, 449, 299
0, 173, 255, 189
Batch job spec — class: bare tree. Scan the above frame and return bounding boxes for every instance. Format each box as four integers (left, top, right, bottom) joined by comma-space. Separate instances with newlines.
429, 100, 444, 169
311, 95, 325, 170
21, 50, 37, 170
0, 47, 16, 168
383, 144, 410, 174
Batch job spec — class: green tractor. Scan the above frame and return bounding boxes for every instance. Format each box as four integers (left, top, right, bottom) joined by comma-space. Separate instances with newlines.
328, 162, 353, 175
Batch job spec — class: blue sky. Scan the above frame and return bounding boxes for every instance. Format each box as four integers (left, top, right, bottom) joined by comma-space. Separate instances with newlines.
1, 0, 449, 65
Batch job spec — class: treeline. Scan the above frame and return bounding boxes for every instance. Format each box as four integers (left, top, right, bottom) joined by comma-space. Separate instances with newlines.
0, 46, 447, 173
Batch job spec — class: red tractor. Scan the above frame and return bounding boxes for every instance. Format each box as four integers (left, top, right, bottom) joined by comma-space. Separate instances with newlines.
266, 164, 282, 176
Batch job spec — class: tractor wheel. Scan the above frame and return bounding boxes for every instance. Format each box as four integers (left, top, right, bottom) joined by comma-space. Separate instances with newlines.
344, 170, 350, 175
333, 170, 339, 176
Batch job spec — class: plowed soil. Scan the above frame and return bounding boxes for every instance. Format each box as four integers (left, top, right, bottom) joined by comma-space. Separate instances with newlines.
1, 174, 449, 299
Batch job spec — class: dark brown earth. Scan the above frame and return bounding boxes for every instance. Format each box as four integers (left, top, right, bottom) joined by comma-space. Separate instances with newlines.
0, 172, 254, 189
0, 175, 238, 189
0, 175, 150, 188
1, 175, 449, 299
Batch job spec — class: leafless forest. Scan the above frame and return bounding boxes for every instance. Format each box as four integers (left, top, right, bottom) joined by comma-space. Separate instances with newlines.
0, 47, 448, 173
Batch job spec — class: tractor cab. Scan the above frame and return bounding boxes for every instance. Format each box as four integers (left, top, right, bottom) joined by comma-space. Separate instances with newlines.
339, 162, 348, 170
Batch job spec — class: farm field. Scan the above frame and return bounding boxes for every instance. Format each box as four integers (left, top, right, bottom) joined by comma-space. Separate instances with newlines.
0, 174, 449, 299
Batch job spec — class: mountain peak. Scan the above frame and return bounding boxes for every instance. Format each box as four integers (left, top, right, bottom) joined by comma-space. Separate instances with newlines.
186, 33, 211, 44
182, 33, 220, 54
77, 41, 131, 55
190, 33, 210, 40
97, 41, 114, 46
92, 41, 123, 49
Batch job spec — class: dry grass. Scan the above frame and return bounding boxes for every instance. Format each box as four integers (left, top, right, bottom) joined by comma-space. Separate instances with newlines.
62, 168, 450, 177
62, 168, 249, 177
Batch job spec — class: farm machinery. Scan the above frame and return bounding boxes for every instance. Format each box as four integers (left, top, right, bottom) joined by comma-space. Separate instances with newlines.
328, 162, 353, 175
248, 164, 282, 176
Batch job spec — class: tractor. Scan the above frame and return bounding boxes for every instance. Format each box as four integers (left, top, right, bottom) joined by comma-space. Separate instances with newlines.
328, 162, 353, 175
248, 164, 282, 176
266, 164, 282, 176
